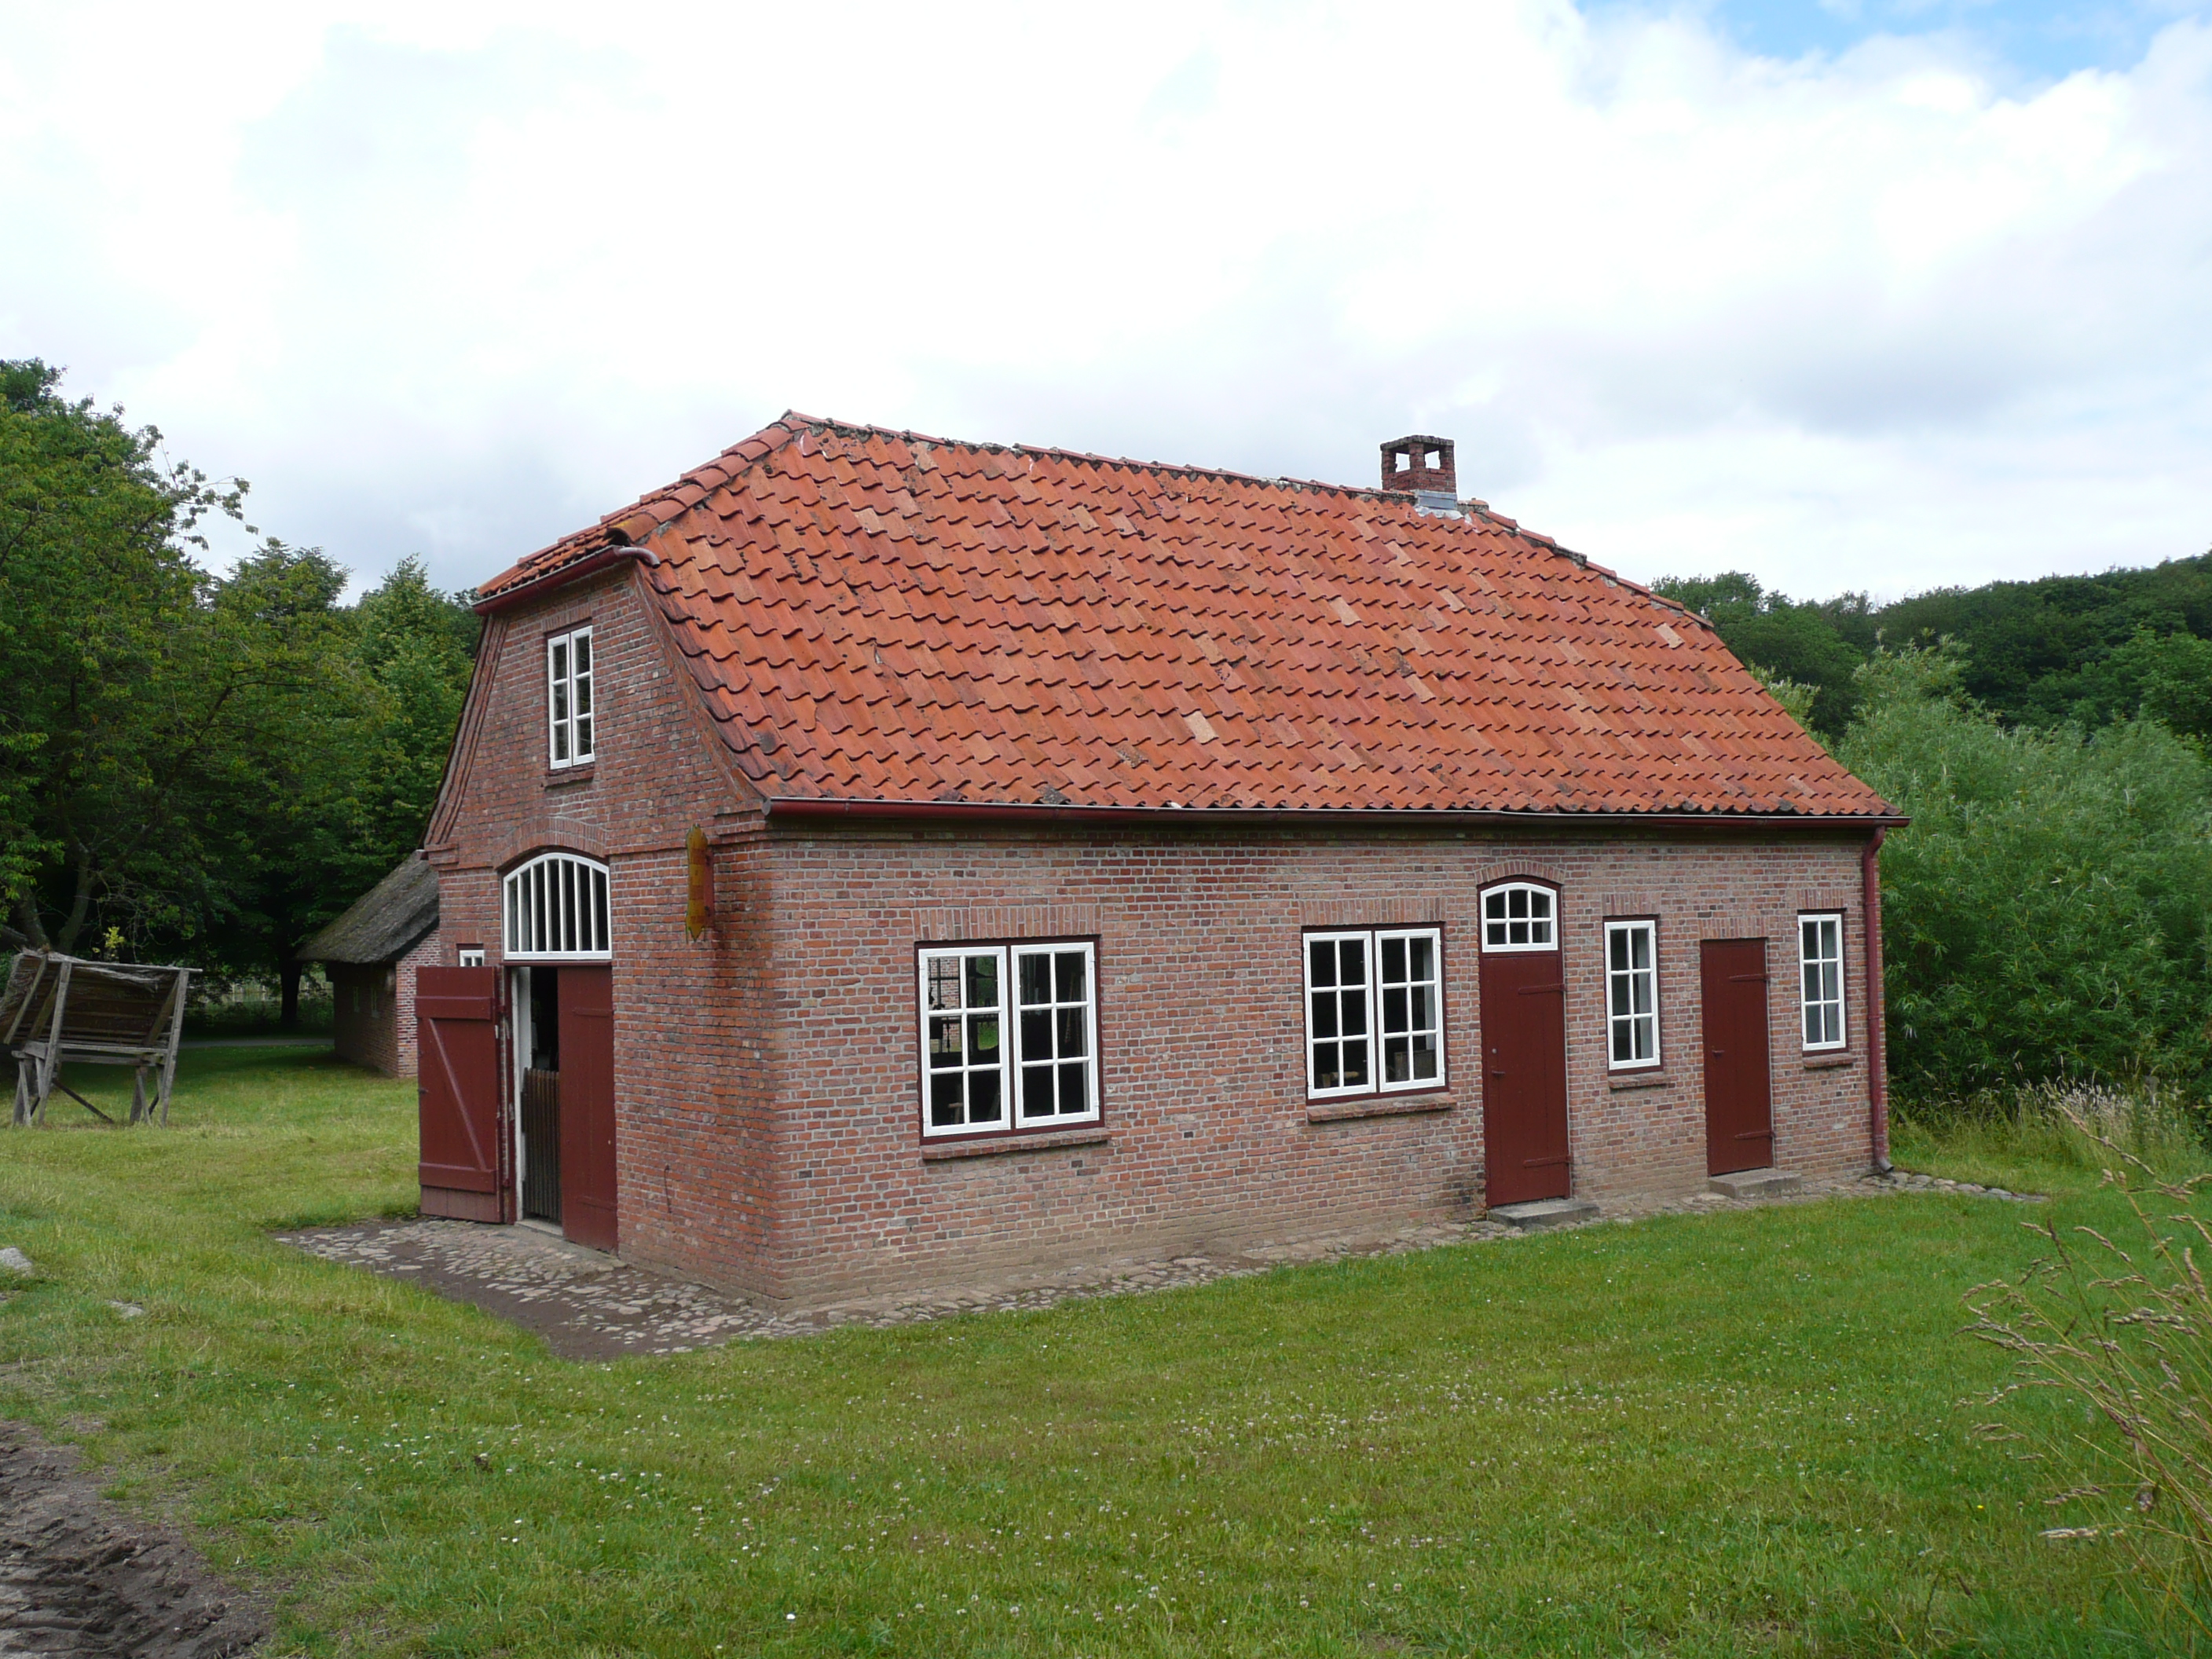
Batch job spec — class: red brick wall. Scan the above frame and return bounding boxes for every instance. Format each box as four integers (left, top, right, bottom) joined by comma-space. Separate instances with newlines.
744, 826, 1875, 1303
427, 565, 777, 1285
426, 566, 1882, 1307
329, 932, 442, 1077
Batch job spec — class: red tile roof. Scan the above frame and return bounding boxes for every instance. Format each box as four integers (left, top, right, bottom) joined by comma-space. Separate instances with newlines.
477, 414, 1895, 821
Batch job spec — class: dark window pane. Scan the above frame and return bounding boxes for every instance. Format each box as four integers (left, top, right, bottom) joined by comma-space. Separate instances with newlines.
966, 954, 998, 1009
1382, 936, 1406, 982
1410, 986, 1433, 1029
1412, 1037, 1438, 1079
1339, 989, 1367, 1037
1020, 954, 1051, 1006
1339, 939, 1365, 984
1384, 1035, 1410, 1082
1382, 987, 1408, 1035
1342, 1040, 1369, 1086
930, 1074, 965, 1124
967, 1014, 999, 1064
573, 633, 590, 672
969, 1071, 1002, 1121
1022, 1065, 1055, 1116
1058, 1061, 1086, 1113
1315, 1044, 1340, 1090
1410, 936, 1434, 980
928, 1016, 963, 1065
1056, 950, 1086, 1002
1311, 992, 1339, 1040
1057, 1007, 1086, 1057
1309, 940, 1335, 988
1021, 1009, 1052, 1059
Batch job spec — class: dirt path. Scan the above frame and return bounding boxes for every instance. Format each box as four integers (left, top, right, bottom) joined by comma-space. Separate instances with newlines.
0, 1425, 264, 1657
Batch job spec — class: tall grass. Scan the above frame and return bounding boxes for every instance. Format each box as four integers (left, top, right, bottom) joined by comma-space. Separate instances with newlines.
1899, 1081, 2207, 1177
1964, 1099, 2212, 1646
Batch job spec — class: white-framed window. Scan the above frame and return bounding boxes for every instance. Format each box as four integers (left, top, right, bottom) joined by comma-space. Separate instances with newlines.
1481, 882, 1556, 951
1303, 926, 1445, 1099
1800, 912, 1846, 1050
548, 625, 595, 768
917, 940, 1099, 1138
1604, 920, 1660, 1070
456, 946, 485, 968
504, 852, 612, 961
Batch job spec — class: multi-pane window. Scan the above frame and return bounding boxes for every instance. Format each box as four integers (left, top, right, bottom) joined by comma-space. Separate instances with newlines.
1604, 920, 1660, 1069
548, 625, 595, 768
1304, 927, 1445, 1099
1481, 883, 1555, 950
456, 946, 486, 968
1800, 913, 1846, 1049
504, 852, 612, 961
918, 941, 1098, 1138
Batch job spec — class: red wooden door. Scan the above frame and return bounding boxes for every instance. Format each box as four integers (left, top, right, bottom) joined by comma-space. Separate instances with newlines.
1480, 951, 1571, 1205
557, 965, 618, 1252
1701, 939, 1774, 1175
416, 966, 504, 1223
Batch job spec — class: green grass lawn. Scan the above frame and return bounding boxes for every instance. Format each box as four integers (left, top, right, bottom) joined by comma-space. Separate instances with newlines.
0, 1049, 2184, 1656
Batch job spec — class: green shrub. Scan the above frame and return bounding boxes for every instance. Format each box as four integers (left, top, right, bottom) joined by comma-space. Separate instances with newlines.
1841, 646, 2212, 1107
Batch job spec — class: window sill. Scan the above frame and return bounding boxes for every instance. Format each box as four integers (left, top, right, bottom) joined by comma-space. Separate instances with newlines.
921, 1127, 1111, 1163
545, 765, 595, 788
1306, 1096, 1452, 1124
1607, 1071, 1673, 1091
1804, 1053, 1856, 1071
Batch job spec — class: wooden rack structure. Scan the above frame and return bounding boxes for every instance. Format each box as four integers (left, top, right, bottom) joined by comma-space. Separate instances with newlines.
2, 950, 192, 1126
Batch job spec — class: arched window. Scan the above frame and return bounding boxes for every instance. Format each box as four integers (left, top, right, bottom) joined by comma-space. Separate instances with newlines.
504, 852, 612, 961
1480, 882, 1557, 952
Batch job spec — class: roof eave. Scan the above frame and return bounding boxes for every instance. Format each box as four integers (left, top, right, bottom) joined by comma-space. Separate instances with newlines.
473, 544, 659, 617
762, 797, 1908, 833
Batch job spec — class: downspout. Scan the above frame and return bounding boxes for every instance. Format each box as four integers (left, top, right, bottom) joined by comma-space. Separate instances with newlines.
1862, 826, 1890, 1171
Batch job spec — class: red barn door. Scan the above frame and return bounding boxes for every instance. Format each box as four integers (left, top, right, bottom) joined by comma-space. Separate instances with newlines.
557, 965, 618, 1252
416, 966, 504, 1223
1701, 939, 1774, 1175
1480, 952, 1572, 1206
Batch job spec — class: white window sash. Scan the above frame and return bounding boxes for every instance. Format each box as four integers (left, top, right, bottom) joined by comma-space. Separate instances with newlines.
571, 626, 595, 764
1603, 920, 1661, 1071
502, 852, 613, 961
548, 626, 594, 769
919, 940, 1101, 1139
1009, 940, 1101, 1129
1303, 929, 1375, 1099
1374, 927, 1446, 1093
1800, 913, 1848, 1051
1480, 882, 1558, 953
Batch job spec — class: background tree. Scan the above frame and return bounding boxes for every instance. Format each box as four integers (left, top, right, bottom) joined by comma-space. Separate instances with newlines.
2, 361, 477, 1026
0, 357, 247, 954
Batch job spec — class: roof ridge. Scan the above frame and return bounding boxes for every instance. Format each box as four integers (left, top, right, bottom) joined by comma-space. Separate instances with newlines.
778, 412, 1471, 512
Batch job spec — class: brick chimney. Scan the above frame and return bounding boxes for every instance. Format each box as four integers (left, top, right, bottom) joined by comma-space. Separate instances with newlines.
1380, 435, 1459, 516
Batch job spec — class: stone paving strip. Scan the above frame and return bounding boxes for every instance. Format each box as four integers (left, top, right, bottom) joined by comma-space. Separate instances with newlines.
276, 1168, 2037, 1362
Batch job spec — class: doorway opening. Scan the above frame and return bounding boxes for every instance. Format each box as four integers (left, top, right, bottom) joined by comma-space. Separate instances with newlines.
517, 966, 562, 1225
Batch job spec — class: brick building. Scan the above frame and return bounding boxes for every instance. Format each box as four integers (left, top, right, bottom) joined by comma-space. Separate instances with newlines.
300, 854, 442, 1079
418, 416, 1901, 1302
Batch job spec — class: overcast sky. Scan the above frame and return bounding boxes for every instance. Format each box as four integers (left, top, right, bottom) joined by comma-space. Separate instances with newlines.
3, 1, 2208, 603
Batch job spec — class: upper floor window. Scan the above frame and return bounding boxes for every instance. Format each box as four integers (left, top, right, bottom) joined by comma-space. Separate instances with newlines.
548, 626, 595, 767
1604, 920, 1660, 1069
917, 940, 1099, 1139
505, 852, 612, 961
1481, 883, 1555, 951
1800, 913, 1846, 1049
1304, 927, 1445, 1099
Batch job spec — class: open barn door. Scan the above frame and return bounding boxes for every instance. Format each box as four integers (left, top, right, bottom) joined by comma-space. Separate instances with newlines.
417, 965, 506, 1222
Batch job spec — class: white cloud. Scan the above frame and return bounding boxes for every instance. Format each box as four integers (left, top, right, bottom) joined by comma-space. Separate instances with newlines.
0, 0, 2207, 600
